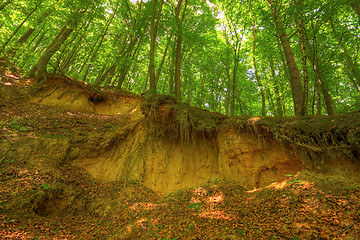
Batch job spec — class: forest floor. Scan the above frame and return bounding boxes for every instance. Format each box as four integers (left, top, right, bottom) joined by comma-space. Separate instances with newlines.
1, 74, 360, 239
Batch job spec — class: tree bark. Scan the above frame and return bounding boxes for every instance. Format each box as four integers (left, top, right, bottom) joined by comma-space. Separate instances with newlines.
149, 0, 164, 92
269, 57, 284, 117
174, 0, 188, 100
155, 35, 171, 85
329, 19, 360, 89
168, 40, 176, 95
350, 1, 360, 23
82, 8, 117, 82
305, 37, 335, 115
1, 0, 44, 51
252, 19, 266, 116
28, 8, 86, 95
295, 0, 309, 115
268, 0, 305, 116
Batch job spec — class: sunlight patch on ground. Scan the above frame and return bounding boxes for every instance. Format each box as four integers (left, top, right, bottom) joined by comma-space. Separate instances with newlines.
199, 210, 233, 220
191, 187, 232, 220
129, 202, 162, 210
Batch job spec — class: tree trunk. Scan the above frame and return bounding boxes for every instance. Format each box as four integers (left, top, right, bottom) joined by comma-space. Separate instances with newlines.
35, 27, 73, 83
149, 0, 164, 92
1, 0, 44, 51
329, 19, 360, 88
305, 39, 335, 115
224, 42, 231, 115
155, 35, 171, 85
350, 1, 360, 23
174, 0, 188, 100
28, 8, 86, 94
313, 62, 335, 115
168, 40, 175, 95
82, 8, 116, 82
295, 0, 309, 115
269, 58, 284, 117
268, 0, 305, 116
252, 19, 266, 116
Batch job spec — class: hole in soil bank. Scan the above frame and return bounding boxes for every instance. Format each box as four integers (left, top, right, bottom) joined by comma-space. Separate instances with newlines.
35, 197, 71, 217
88, 96, 105, 104
256, 167, 278, 188
32, 186, 77, 217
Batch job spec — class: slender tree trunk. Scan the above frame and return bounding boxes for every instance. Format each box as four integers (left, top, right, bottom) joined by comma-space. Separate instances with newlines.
329, 19, 360, 88
174, 0, 188, 100
1, 0, 44, 51
224, 46, 231, 115
35, 27, 73, 82
149, 0, 164, 92
252, 19, 266, 116
149, 0, 159, 92
82, 9, 116, 82
268, 0, 305, 116
269, 58, 284, 117
305, 39, 335, 115
316, 83, 322, 115
168, 40, 175, 95
31, 32, 45, 52
295, 0, 309, 115
58, 12, 93, 74
155, 35, 171, 85
350, 1, 360, 23
28, 9, 86, 94
174, 29, 182, 99
116, 38, 142, 89
8, 7, 53, 59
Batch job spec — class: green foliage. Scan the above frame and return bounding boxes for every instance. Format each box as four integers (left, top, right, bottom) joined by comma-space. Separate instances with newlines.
41, 183, 51, 190
1, 0, 359, 116
188, 202, 201, 212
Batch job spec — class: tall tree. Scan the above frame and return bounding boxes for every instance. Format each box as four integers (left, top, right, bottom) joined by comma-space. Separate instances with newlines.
28, 6, 90, 91
174, 0, 188, 99
251, 19, 266, 116
267, 0, 305, 116
149, 0, 165, 92
1, 0, 45, 52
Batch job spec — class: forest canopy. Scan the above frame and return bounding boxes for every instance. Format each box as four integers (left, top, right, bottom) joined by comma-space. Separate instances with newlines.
0, 0, 359, 116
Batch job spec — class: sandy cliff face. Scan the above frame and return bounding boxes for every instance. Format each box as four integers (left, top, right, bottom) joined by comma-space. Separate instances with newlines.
217, 128, 301, 189
73, 124, 301, 193
63, 94, 302, 193
24, 77, 358, 193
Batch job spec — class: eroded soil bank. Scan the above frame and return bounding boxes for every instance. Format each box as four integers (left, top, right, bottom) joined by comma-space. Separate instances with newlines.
1, 74, 360, 239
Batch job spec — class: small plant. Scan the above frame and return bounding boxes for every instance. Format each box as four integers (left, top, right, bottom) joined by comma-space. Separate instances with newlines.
236, 229, 245, 235
4, 159, 15, 164
188, 203, 201, 212
19, 126, 29, 132
41, 183, 51, 190
101, 124, 117, 131
287, 179, 302, 184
